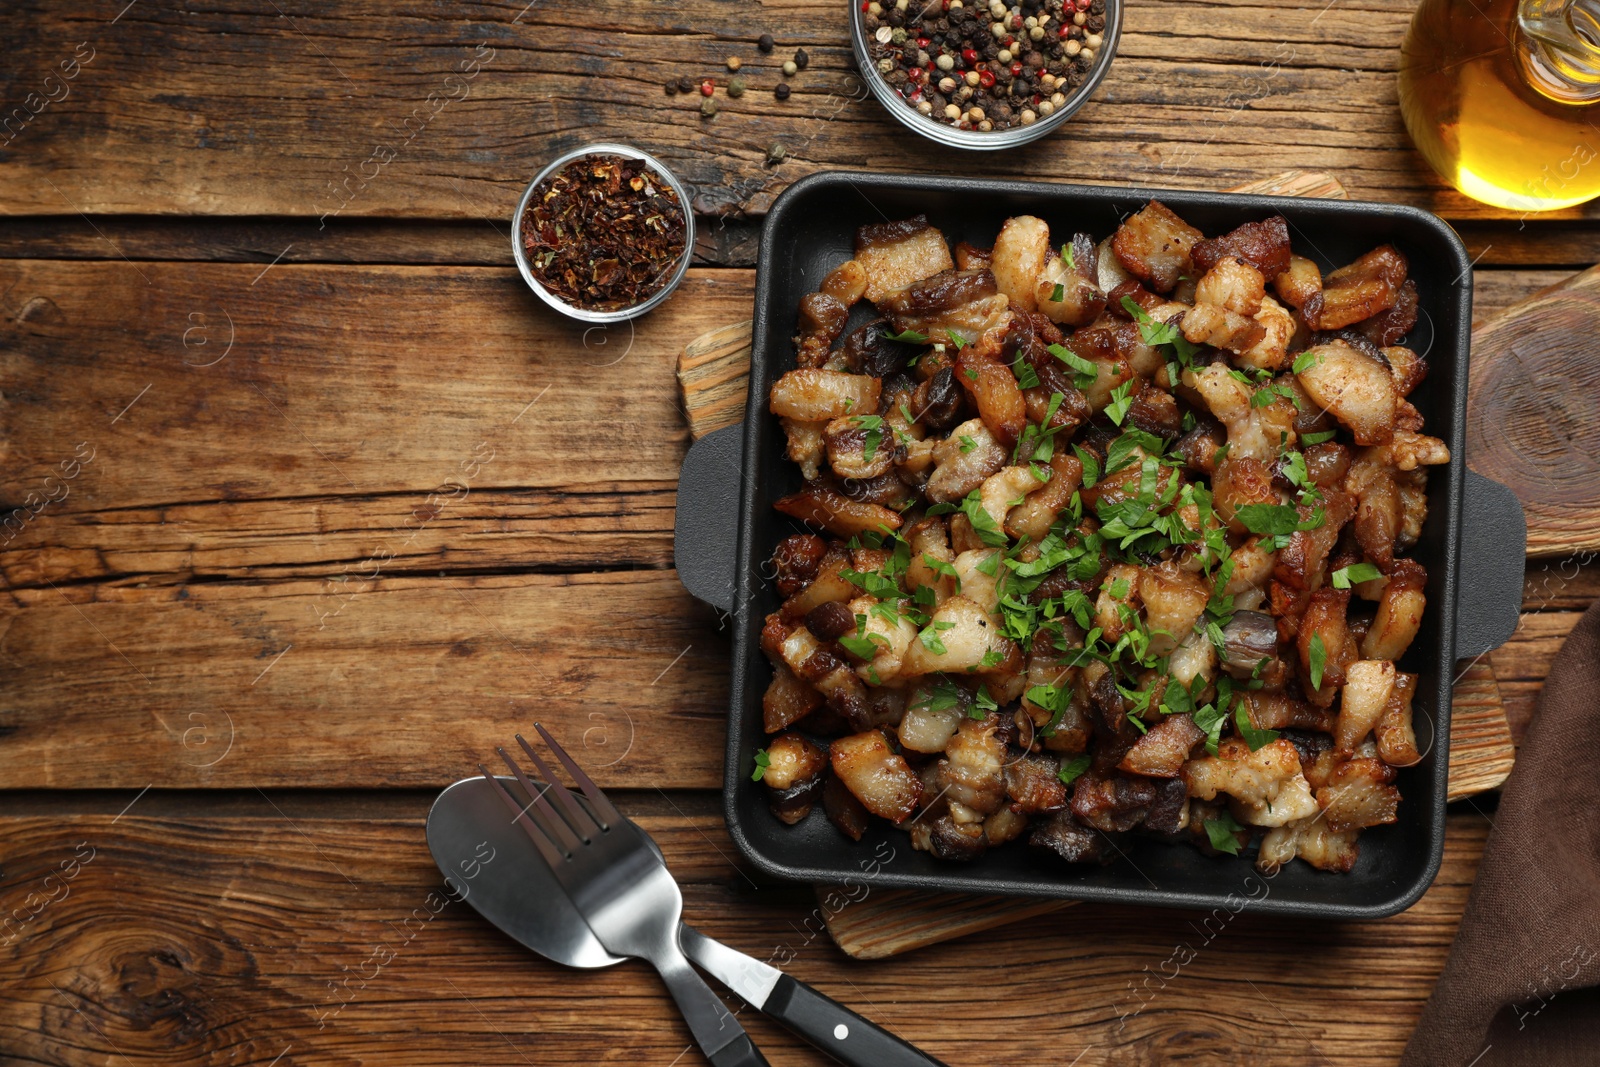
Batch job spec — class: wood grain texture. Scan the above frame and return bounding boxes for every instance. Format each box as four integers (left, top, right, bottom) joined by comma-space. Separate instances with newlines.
1467, 265, 1600, 557
1439, 661, 1516, 799
0, 0, 1593, 224
0, 805, 1496, 1067
0, 571, 731, 790
0, 260, 742, 588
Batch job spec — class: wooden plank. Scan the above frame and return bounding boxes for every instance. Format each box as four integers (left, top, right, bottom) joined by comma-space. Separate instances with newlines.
0, 259, 753, 587
0, 0, 1592, 224
0, 260, 712, 506
0, 806, 1493, 1066
0, 572, 731, 790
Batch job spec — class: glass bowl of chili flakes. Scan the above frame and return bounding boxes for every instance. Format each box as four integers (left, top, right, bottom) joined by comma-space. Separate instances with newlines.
512, 143, 694, 322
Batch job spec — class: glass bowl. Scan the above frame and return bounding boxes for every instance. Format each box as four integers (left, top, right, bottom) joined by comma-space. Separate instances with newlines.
848, 0, 1122, 151
511, 142, 695, 323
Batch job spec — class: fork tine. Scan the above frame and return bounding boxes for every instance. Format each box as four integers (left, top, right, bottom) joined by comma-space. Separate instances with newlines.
496, 746, 586, 851
514, 733, 601, 838
479, 765, 565, 868
533, 722, 622, 829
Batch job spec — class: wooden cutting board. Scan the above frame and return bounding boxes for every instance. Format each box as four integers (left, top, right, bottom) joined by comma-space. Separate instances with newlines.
674, 170, 1526, 959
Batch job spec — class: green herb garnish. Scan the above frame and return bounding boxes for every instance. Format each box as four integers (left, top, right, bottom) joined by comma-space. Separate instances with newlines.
1331, 562, 1382, 589
1205, 811, 1246, 855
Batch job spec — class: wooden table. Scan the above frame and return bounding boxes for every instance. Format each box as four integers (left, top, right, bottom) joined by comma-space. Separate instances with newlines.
2, 2, 1596, 1064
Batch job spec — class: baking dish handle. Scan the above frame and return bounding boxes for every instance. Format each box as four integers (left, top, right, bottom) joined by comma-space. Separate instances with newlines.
1454, 469, 1527, 661
675, 423, 745, 615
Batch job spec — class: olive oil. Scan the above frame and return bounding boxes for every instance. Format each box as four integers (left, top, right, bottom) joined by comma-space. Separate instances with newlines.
1399, 0, 1600, 211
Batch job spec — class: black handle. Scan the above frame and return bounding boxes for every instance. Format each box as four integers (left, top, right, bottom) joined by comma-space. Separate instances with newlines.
674, 422, 745, 614
708, 1034, 771, 1067
763, 974, 949, 1067
1454, 469, 1527, 660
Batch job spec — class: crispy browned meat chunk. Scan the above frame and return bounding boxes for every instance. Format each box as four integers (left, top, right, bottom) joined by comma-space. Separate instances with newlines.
1112, 200, 1204, 293
1192, 215, 1292, 278
1303, 244, 1408, 331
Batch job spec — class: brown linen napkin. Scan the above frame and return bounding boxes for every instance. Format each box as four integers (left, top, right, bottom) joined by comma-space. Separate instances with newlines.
1402, 599, 1600, 1067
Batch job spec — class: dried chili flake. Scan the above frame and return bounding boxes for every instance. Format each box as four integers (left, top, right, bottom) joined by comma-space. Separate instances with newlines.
521, 154, 687, 312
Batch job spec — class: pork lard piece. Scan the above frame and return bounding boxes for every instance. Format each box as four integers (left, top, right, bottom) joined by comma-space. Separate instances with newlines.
1111, 200, 1204, 293
877, 269, 1012, 346
854, 215, 956, 303
830, 729, 922, 821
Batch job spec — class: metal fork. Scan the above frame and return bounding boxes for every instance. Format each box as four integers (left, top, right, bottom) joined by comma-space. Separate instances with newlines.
480, 725, 768, 1067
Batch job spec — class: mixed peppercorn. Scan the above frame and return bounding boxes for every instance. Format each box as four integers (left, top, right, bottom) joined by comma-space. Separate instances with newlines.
861, 0, 1108, 132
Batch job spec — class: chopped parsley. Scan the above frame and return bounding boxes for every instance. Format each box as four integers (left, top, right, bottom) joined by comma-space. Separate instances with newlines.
1057, 753, 1091, 785
913, 676, 966, 713
854, 414, 884, 464
918, 619, 956, 655
945, 329, 968, 349
1331, 562, 1382, 589
958, 488, 1009, 548
1233, 502, 1323, 539
1309, 632, 1327, 690
882, 327, 928, 343
1048, 343, 1100, 390
1300, 429, 1338, 445
1234, 702, 1280, 751
1012, 351, 1041, 389
1291, 350, 1321, 375
839, 632, 884, 660
751, 749, 771, 782
1205, 811, 1246, 855
1050, 282, 1066, 303
1106, 380, 1135, 426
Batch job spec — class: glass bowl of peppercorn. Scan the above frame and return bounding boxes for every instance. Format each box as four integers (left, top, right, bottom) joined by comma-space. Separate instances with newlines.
512, 143, 695, 322
852, 0, 1120, 149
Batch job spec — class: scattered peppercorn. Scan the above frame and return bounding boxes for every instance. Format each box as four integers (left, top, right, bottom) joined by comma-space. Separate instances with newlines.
794, 48, 810, 69
701, 97, 718, 117
728, 75, 747, 97
775, 82, 792, 100
677, 75, 695, 94
700, 78, 715, 96
766, 142, 787, 164
664, 79, 678, 95
727, 56, 742, 72
782, 59, 798, 76
758, 33, 776, 53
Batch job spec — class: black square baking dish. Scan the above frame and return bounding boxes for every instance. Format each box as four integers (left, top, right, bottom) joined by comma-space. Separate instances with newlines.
676, 171, 1527, 920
